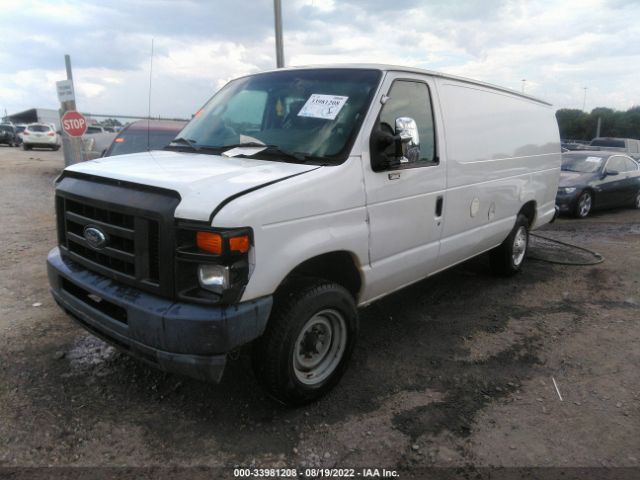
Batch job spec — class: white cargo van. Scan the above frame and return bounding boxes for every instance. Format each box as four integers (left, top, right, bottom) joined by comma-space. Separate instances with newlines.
48, 65, 561, 405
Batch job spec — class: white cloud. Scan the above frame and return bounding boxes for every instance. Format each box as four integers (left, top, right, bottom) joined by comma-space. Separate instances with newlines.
1, 0, 639, 120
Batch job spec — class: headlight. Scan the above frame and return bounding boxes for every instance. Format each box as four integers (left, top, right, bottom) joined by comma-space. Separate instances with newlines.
198, 264, 229, 293
175, 222, 252, 304
562, 187, 576, 194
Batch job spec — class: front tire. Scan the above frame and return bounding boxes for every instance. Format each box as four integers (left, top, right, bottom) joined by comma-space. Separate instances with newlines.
490, 213, 529, 276
252, 279, 358, 406
575, 190, 593, 218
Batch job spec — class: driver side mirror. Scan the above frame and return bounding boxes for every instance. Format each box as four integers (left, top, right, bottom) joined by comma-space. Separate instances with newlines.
604, 169, 619, 177
394, 117, 420, 163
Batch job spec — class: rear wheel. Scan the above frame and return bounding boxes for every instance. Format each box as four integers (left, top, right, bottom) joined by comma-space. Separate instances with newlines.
490, 213, 529, 276
22, 144, 30, 151
575, 190, 593, 218
252, 278, 358, 406
52, 145, 60, 151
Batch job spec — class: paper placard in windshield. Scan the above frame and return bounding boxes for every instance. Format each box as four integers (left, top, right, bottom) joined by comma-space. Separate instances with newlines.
297, 94, 348, 120
585, 156, 602, 163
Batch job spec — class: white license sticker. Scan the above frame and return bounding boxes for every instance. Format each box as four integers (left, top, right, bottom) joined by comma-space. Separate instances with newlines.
297, 94, 348, 120
585, 156, 602, 163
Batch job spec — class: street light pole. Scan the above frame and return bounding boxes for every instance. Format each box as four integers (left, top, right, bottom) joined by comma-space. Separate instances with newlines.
273, 0, 285, 68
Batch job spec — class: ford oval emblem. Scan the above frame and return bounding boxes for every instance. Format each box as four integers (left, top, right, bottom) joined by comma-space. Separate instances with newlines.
83, 226, 108, 249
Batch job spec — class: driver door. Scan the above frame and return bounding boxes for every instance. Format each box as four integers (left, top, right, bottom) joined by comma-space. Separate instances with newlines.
361, 73, 446, 300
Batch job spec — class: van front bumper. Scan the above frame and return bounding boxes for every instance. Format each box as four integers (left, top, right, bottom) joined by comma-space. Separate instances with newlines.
47, 247, 273, 382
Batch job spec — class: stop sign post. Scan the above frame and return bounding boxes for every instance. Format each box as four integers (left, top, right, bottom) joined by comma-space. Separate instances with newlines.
58, 55, 85, 166
62, 111, 88, 137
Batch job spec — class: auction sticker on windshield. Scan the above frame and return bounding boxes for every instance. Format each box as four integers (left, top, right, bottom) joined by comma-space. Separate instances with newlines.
297, 94, 348, 120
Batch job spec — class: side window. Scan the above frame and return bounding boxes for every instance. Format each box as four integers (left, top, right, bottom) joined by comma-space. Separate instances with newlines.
371, 80, 436, 170
607, 157, 626, 172
624, 158, 638, 171
628, 140, 638, 154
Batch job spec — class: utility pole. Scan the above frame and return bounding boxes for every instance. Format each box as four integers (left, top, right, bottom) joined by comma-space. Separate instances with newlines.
59, 55, 84, 166
582, 87, 588, 112
273, 0, 285, 68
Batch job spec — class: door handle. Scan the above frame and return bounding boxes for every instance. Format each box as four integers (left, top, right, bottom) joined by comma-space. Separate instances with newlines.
435, 195, 443, 220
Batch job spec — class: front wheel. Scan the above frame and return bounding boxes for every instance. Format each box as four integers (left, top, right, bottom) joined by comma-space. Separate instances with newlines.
252, 279, 358, 406
490, 213, 529, 276
575, 190, 593, 218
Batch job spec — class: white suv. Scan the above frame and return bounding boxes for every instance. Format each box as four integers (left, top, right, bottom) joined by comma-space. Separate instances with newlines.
47, 65, 561, 405
23, 123, 59, 151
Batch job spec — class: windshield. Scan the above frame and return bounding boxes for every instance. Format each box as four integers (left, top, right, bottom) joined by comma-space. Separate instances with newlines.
107, 129, 181, 156
561, 154, 605, 173
28, 125, 50, 132
174, 68, 382, 163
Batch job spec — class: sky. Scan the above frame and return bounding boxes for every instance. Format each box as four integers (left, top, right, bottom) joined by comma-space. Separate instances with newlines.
1, 0, 639, 119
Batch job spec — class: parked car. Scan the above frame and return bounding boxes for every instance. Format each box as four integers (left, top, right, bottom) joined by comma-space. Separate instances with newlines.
589, 137, 640, 161
14, 124, 26, 145
0, 124, 19, 147
47, 65, 561, 405
103, 119, 186, 157
556, 151, 640, 218
22, 123, 59, 150
85, 125, 105, 134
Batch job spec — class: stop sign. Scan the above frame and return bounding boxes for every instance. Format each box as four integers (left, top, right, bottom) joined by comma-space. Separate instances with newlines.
61, 111, 88, 137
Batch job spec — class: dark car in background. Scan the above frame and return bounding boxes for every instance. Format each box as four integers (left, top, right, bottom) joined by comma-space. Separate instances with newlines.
0, 124, 18, 147
556, 151, 640, 218
103, 119, 186, 157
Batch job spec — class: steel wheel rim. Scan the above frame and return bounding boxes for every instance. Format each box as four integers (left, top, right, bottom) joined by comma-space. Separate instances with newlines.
293, 309, 347, 386
579, 193, 592, 217
512, 226, 528, 266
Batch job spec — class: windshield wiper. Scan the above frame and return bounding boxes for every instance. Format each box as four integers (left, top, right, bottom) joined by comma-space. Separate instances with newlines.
168, 137, 200, 151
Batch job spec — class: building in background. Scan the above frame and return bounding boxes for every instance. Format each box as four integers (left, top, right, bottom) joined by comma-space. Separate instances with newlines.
4, 108, 61, 130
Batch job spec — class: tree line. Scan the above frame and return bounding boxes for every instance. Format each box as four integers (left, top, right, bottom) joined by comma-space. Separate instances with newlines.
556, 106, 640, 141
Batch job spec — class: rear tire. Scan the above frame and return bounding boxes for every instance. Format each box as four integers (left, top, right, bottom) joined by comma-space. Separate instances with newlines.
23, 144, 30, 151
574, 190, 593, 218
490, 213, 529, 276
252, 278, 358, 406
53, 145, 60, 151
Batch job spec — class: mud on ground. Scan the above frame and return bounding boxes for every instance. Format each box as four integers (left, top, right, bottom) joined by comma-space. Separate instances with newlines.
0, 147, 638, 477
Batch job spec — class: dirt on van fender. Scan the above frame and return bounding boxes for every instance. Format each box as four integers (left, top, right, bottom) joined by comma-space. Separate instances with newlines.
0, 147, 638, 478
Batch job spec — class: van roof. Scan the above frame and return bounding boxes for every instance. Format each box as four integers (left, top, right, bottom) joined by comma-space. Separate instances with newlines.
257, 63, 553, 107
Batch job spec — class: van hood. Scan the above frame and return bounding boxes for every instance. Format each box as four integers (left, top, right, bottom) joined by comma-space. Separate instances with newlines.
65, 150, 320, 221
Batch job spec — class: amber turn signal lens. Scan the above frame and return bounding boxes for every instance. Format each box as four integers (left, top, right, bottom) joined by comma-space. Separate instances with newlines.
229, 235, 250, 253
196, 232, 222, 254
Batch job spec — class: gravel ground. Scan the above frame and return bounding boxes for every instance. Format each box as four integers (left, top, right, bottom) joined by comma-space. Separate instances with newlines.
0, 146, 638, 478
